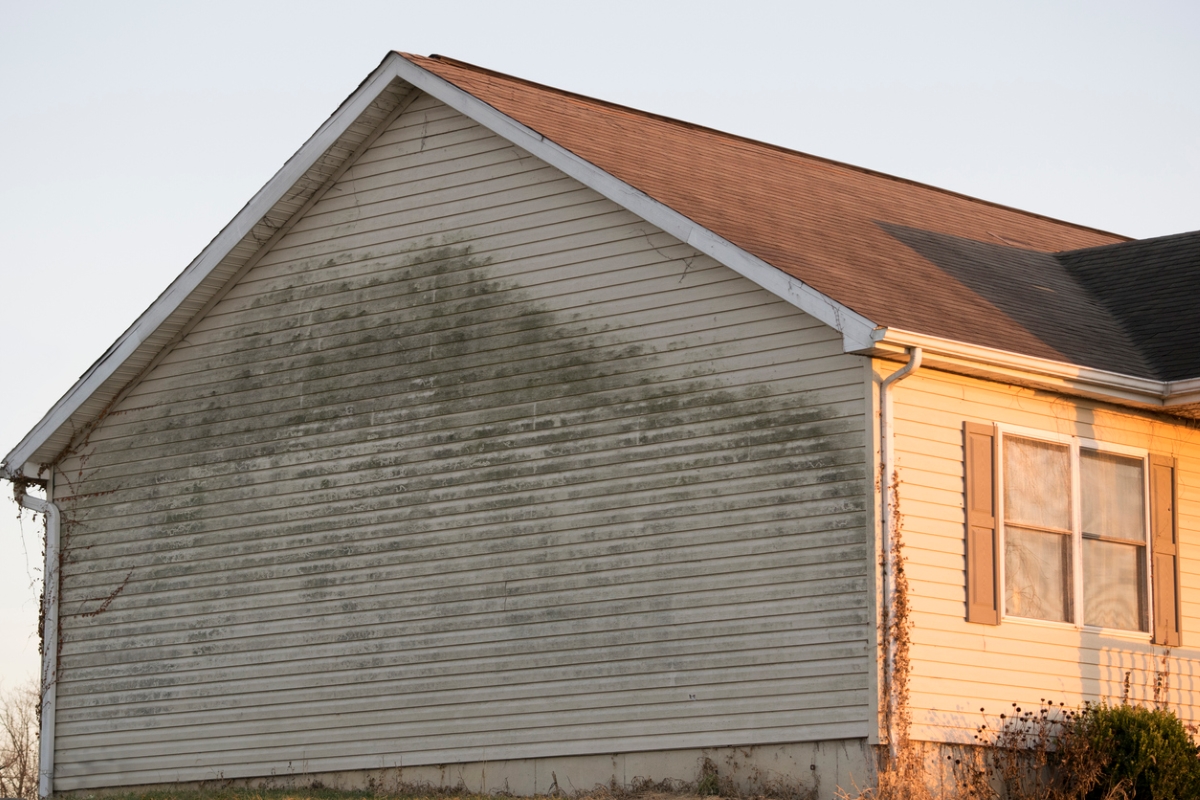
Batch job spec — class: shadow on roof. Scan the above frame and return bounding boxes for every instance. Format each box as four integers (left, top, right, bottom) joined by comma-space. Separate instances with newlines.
877, 222, 1155, 378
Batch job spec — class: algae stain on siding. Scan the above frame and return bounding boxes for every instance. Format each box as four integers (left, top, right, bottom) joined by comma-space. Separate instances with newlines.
47, 96, 871, 788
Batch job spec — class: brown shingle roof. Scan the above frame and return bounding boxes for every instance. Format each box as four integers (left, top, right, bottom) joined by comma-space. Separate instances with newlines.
404, 53, 1178, 376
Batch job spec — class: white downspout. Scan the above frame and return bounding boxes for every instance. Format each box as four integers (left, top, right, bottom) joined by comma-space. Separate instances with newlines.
879, 347, 922, 761
16, 486, 60, 799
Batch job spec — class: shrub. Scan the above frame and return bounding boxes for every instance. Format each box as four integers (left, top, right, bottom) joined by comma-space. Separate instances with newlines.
958, 700, 1200, 800
956, 701, 1098, 800
1077, 703, 1200, 800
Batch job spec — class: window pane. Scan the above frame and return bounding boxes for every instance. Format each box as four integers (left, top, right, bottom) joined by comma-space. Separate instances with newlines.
1005, 526, 1072, 622
1084, 539, 1146, 631
1004, 436, 1071, 531
1081, 450, 1145, 542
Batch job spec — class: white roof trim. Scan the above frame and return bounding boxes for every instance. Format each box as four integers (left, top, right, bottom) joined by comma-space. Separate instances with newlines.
1164, 377, 1200, 406
3, 53, 885, 478
872, 327, 1196, 411
1, 54, 408, 477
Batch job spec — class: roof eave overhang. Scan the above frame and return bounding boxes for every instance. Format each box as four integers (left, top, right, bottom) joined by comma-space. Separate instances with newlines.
861, 327, 1200, 414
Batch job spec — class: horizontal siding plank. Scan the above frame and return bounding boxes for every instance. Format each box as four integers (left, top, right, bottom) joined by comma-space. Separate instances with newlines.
60, 441, 864, 585
213, 214, 689, 317
57, 656, 864, 738
57, 642, 862, 723
67, 400, 862, 530
67, 341, 855, 477
64, 419, 866, 548
87, 291, 811, 435
65, 438, 868, 575
55, 716, 869, 788
59, 614, 870, 698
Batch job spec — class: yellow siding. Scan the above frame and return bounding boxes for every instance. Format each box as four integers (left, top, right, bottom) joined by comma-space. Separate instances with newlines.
887, 364, 1200, 743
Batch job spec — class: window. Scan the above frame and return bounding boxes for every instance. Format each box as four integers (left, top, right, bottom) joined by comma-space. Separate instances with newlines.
1001, 432, 1147, 631
963, 421, 1180, 645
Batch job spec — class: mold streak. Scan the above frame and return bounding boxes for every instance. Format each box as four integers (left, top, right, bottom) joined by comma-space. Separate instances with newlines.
51, 92, 870, 789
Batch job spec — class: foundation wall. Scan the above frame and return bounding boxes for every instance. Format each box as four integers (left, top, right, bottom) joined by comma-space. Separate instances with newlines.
90, 740, 875, 800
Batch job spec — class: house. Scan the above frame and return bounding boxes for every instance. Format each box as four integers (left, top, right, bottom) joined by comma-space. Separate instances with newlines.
5, 52, 1200, 799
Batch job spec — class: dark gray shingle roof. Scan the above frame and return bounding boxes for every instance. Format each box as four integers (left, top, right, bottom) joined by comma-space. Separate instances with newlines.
1056, 230, 1200, 382
878, 223, 1157, 378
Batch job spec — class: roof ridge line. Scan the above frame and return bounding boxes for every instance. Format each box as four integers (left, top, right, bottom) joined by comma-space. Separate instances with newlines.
403, 51, 1132, 246
1058, 226, 1200, 255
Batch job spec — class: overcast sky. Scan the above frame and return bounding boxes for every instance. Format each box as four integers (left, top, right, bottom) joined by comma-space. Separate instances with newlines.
1, 0, 1198, 691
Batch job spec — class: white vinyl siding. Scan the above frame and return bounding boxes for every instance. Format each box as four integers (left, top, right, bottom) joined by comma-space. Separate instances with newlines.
886, 364, 1200, 744
49, 94, 871, 789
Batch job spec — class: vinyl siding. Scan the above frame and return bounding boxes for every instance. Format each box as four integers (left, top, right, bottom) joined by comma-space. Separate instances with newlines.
49, 93, 871, 789
886, 364, 1200, 743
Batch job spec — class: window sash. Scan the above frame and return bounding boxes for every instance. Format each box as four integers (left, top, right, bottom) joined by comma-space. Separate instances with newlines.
997, 426, 1151, 634
1080, 449, 1145, 543
1003, 436, 1072, 532
1082, 537, 1146, 631
1005, 525, 1073, 623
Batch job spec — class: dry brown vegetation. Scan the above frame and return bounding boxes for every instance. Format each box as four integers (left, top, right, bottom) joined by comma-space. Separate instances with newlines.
55, 784, 795, 800
0, 677, 39, 800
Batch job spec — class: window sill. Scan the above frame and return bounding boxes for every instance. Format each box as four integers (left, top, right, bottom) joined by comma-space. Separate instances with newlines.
1082, 624, 1153, 643
1001, 615, 1153, 643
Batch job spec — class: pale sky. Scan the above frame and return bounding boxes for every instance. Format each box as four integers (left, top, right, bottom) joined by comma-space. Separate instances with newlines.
1, 0, 1198, 690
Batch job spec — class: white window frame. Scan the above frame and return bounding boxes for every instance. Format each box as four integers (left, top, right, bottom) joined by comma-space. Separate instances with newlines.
996, 423, 1153, 638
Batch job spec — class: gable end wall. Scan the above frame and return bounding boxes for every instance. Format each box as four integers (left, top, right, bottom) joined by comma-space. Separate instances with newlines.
49, 95, 871, 790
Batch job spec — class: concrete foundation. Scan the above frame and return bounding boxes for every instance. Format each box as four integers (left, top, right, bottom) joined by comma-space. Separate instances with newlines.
105, 740, 876, 800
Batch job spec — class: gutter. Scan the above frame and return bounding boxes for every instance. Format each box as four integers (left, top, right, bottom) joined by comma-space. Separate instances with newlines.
13, 484, 60, 799
864, 328, 1200, 412
1164, 376, 1200, 406
878, 347, 922, 761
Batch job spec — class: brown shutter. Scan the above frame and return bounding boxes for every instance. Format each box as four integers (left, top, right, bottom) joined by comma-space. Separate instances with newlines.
964, 422, 1001, 625
1150, 454, 1181, 646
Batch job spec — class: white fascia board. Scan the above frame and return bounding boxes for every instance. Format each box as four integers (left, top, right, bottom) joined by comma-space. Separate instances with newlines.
1, 55, 409, 478
871, 328, 1190, 409
1164, 377, 1200, 406
390, 58, 880, 354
